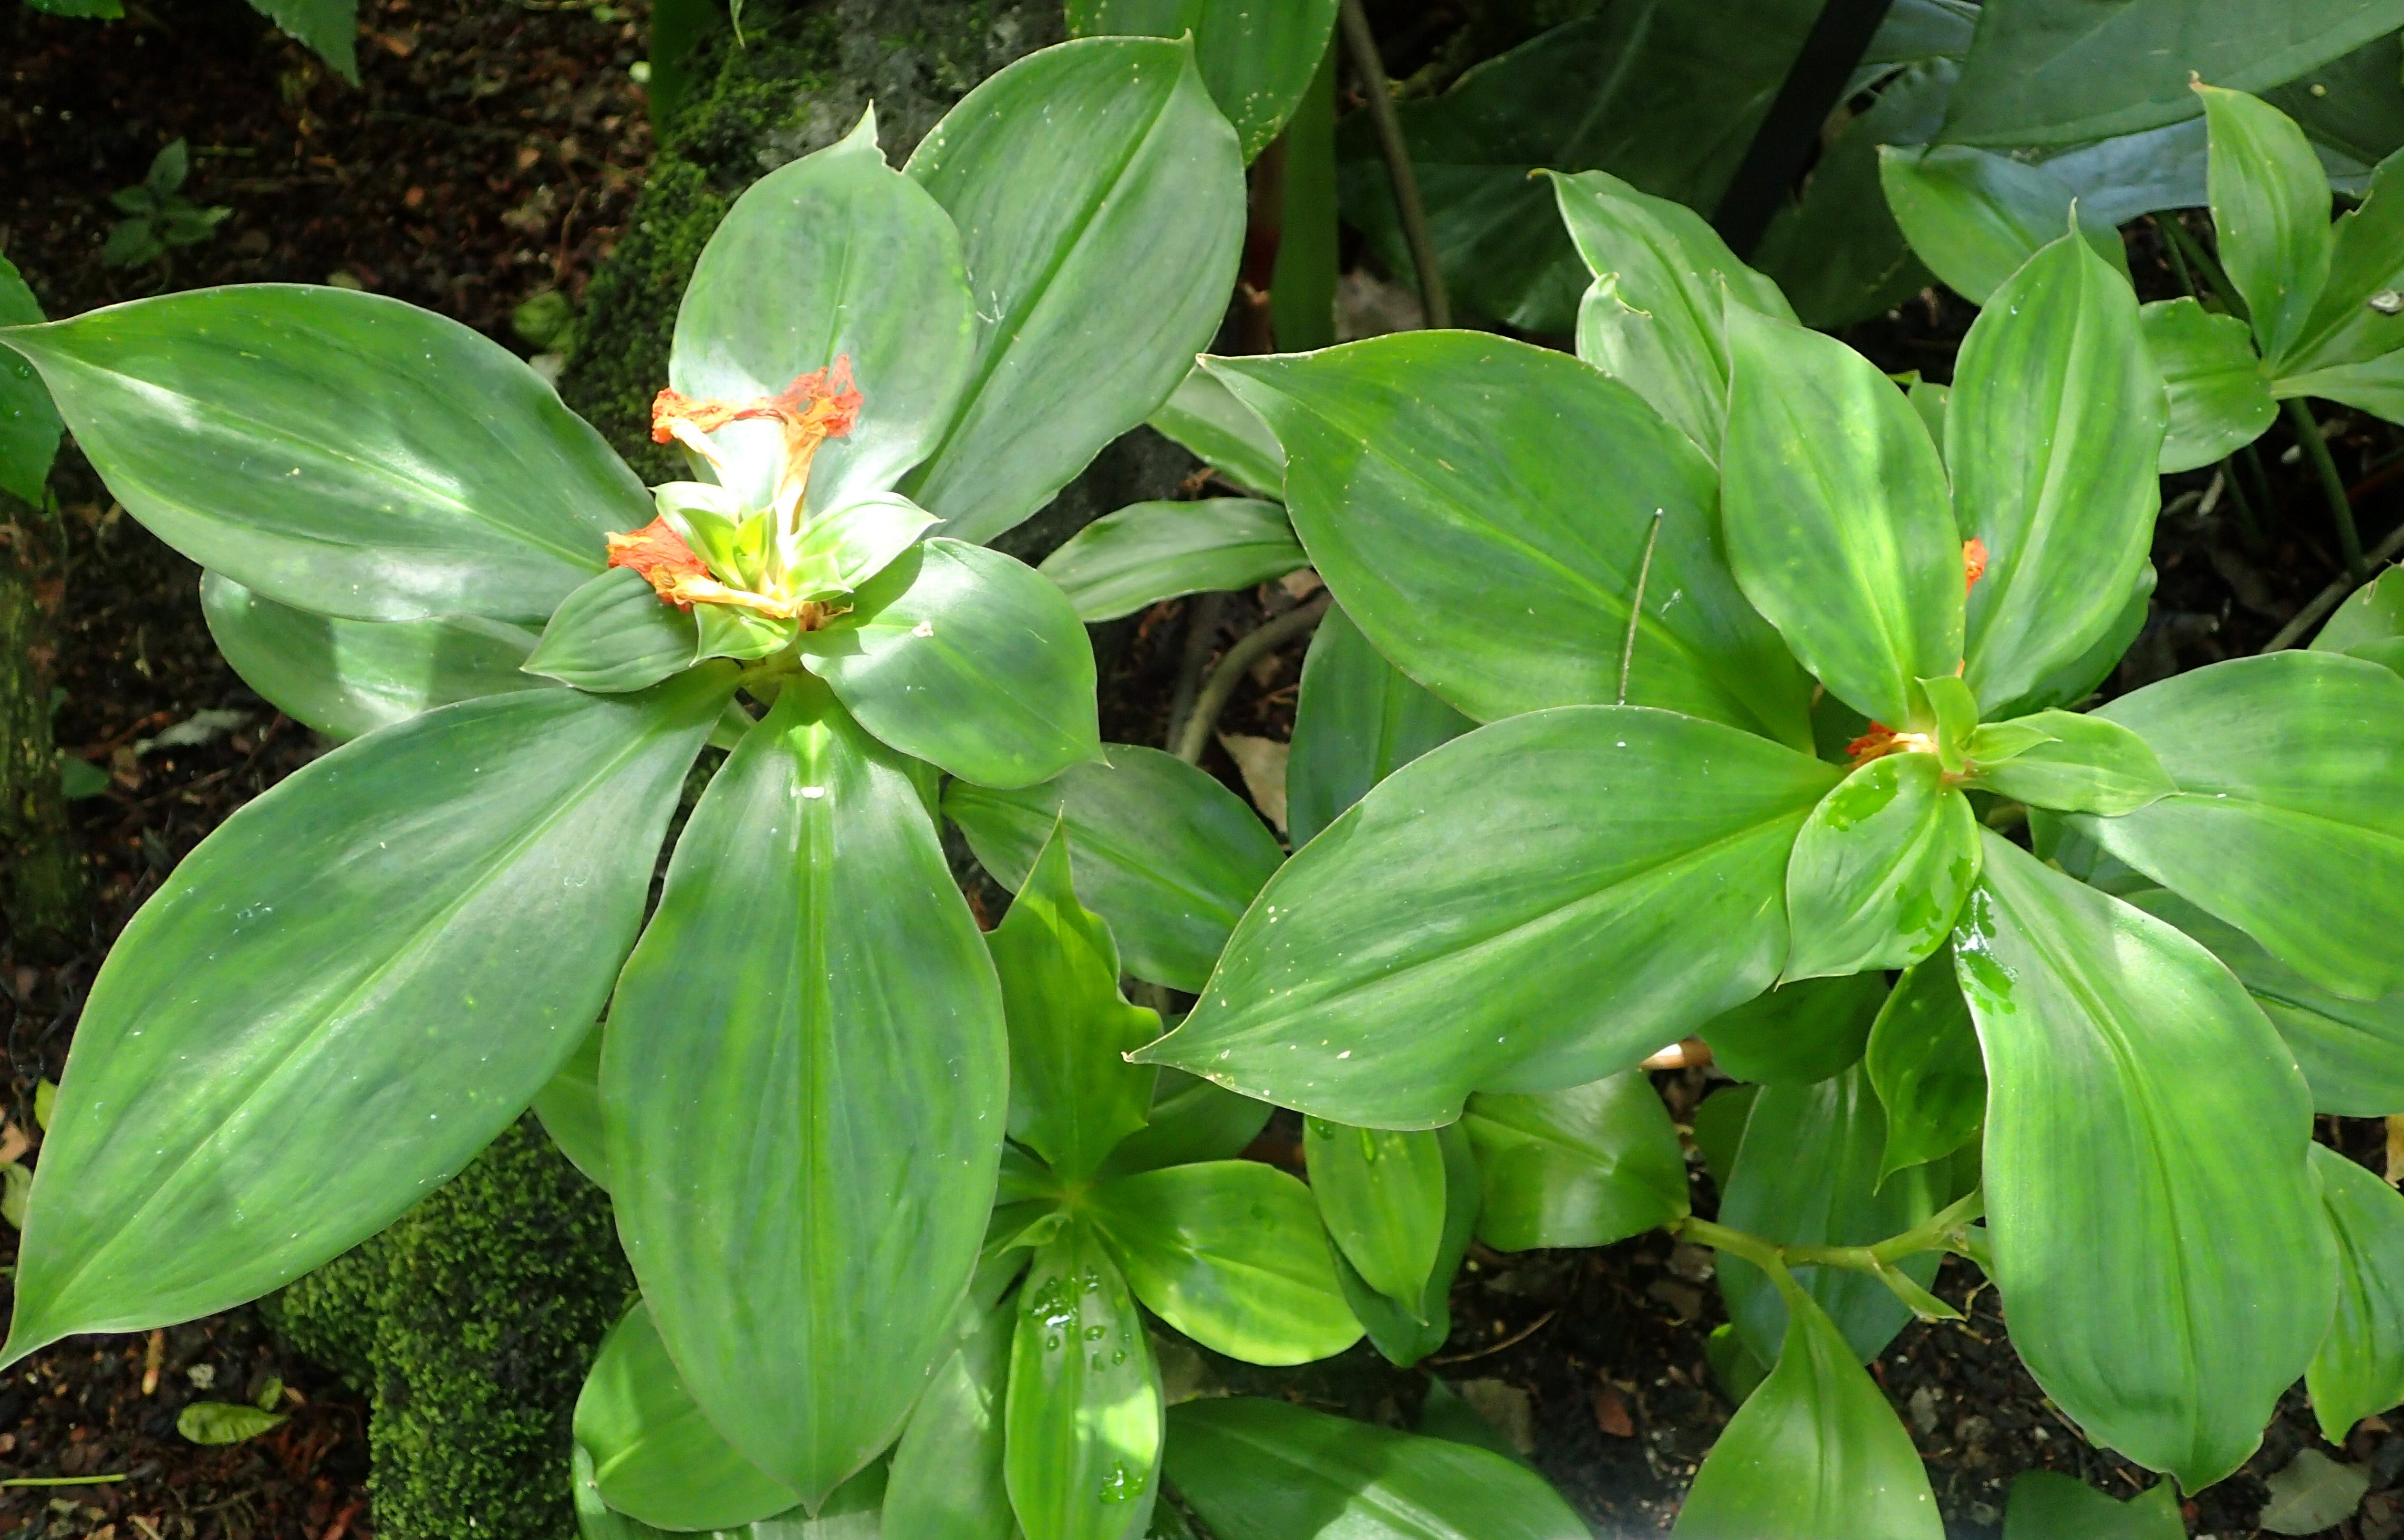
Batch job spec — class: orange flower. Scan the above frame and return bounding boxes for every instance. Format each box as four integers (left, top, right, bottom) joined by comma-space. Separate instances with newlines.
1846, 722, 1902, 763
648, 358, 864, 518
606, 517, 712, 608
1963, 536, 1989, 592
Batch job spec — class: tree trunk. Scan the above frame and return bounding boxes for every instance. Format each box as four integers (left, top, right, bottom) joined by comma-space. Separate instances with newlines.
0, 492, 85, 961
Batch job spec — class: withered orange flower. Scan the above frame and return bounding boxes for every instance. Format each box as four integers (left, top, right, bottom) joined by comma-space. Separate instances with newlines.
606, 517, 712, 608
649, 358, 864, 518
1963, 536, 1989, 592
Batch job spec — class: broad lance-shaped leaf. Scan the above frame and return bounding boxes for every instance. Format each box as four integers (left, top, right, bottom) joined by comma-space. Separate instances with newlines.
1336, 1125, 1479, 1367
2002, 1471, 2183, 1540
1956, 831, 2336, 1490
800, 538, 1100, 791
1146, 365, 1282, 497
1206, 335, 1813, 748
1952, 231, 2167, 712
1721, 304, 1962, 727
2308, 1144, 2404, 1443
1064, 0, 1340, 162
533, 1024, 609, 1190
1036, 498, 1304, 623
2314, 566, 2404, 657
1136, 706, 1840, 1128
575, 1306, 800, 1531
0, 285, 644, 622
1866, 953, 1986, 1183
2200, 85, 2335, 368
945, 744, 1282, 994
1784, 751, 1980, 982
2078, 650, 2404, 1000
524, 567, 700, 694
669, 108, 975, 518
1964, 710, 2174, 817
1303, 1119, 1446, 1305
0, 255, 62, 504
1463, 1070, 1688, 1252
2140, 298, 2276, 474
1097, 1069, 1271, 1180
886, 1296, 1014, 1540
906, 37, 1245, 545
1007, 1221, 1163, 1540
2284, 144, 2404, 376
199, 572, 553, 743
603, 681, 1007, 1503
990, 826, 1159, 1183
1875, 143, 2130, 306
1701, 972, 1887, 1086
1673, 1277, 1942, 1540
1165, 1398, 1588, 1540
1286, 602, 1472, 849
2, 673, 729, 1361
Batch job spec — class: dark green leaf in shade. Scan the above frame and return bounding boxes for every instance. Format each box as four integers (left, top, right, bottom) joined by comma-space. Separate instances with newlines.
2308, 1143, 2404, 1442
3, 674, 727, 1363
524, 568, 699, 693
1877, 143, 2132, 304
1269, 44, 1339, 353
990, 826, 1160, 1183
1284, 603, 1473, 849
1721, 305, 1962, 726
2140, 298, 2277, 472
533, 1024, 609, 1191
199, 571, 552, 742
603, 682, 1007, 1504
1865, 954, 1986, 1183
1985, 565, 2157, 720
1007, 1222, 1162, 1540
1303, 1119, 1447, 1306
886, 1294, 1014, 1540
2200, 85, 2336, 367
1702, 972, 1889, 1088
1146, 366, 1283, 497
1206, 336, 1814, 747
1463, 1071, 1688, 1252
1785, 752, 1981, 981
1135, 707, 1840, 1127
2285, 144, 2404, 374
1335, 1124, 1479, 1367
251, 0, 357, 81
575, 1305, 800, 1531
1417, 1377, 1533, 1468
800, 538, 1100, 789
1063, 0, 1340, 161
177, 1402, 289, 1446
2002, 1471, 2183, 1540
1089, 1160, 1361, 1365
906, 38, 1246, 544
1165, 1398, 1589, 1540
1671, 1276, 1942, 1539
1099, 1069, 1272, 1179
1955, 831, 2337, 1490
1, 285, 644, 622
2314, 565, 2404, 655
1691, 1086, 1760, 1195
0, 256, 63, 504
1037, 499, 1304, 622
1964, 709, 2175, 816
2078, 651, 2404, 1000
944, 744, 1282, 993
1703, 1324, 1771, 1409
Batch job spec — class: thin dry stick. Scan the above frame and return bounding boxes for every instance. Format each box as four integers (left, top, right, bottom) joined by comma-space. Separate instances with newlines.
1173, 595, 1333, 765
1338, 0, 1450, 330
2262, 518, 2404, 652
1618, 510, 1666, 704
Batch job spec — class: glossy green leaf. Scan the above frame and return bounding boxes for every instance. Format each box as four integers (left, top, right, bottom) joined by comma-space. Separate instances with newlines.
670, 110, 975, 518
1865, 954, 1985, 1183
1, 285, 642, 622
1166, 1398, 1588, 1540
800, 538, 1099, 789
533, 1024, 609, 1190
886, 1295, 1014, 1540
946, 744, 1280, 993
1722, 305, 1962, 726
1692, 1086, 1758, 1195
1270, 43, 1339, 352
1952, 231, 2165, 711
905, 38, 1245, 544
1137, 706, 1840, 1127
2003, 1471, 2183, 1540
1877, 143, 2131, 304
2202, 85, 2337, 365
1785, 752, 1980, 981
1965, 709, 2174, 815
2314, 566, 2404, 654
991, 826, 1160, 1182
1702, 972, 1888, 1087
1099, 1069, 1272, 1179
524, 568, 699, 693
2140, 296, 2277, 472
603, 682, 1007, 1503
1285, 603, 1473, 849
0, 256, 61, 504
1090, 1160, 1360, 1365
1146, 366, 1282, 497
2286, 145, 2404, 373
1955, 831, 2336, 1490
1988, 564, 2157, 720
1064, 0, 1339, 161
1207, 335, 1813, 746
1336, 1123, 1478, 1367
1008, 1221, 1162, 1540
576, 1305, 799, 1531
2080, 650, 2404, 999
788, 494, 939, 600
1463, 1071, 1687, 1252
1550, 168, 1797, 457
2307, 1143, 2404, 1442
1673, 1276, 1941, 1539
3, 675, 727, 1362
1304, 1119, 1446, 1305
199, 571, 552, 742
1717, 1065, 1947, 1367
2274, 350, 2404, 423
1036, 499, 1303, 622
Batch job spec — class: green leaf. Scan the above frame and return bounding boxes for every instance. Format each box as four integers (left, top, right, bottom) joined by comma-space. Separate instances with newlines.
2307, 1144, 2404, 1443
199, 572, 552, 742
1865, 953, 1986, 1183
2274, 349, 2404, 422
603, 682, 1007, 1503
1063, 0, 1339, 162
1136, 707, 1840, 1127
2141, 296, 2277, 472
1, 285, 644, 622
1549, 168, 1797, 458
1206, 335, 1814, 747
0, 255, 61, 505
1716, 1065, 1947, 1367
1099, 1069, 1272, 1179
1692, 1086, 1759, 1195
1007, 1220, 1163, 1540
2314, 566, 2404, 654
1303, 1119, 1447, 1306
1721, 305, 1962, 726
249, 0, 358, 81
1702, 972, 1888, 1087
1987, 564, 2157, 720
1269, 44, 1339, 353
1036, 499, 1304, 622
1954, 832, 2336, 1490
1165, 1398, 1589, 1540
1785, 752, 1981, 981
2079, 650, 2404, 1000
2003, 1471, 2184, 1539
1965, 709, 2174, 815
1877, 143, 2132, 304
57, 755, 109, 801
886, 1295, 1014, 1540
800, 538, 1100, 789
1285, 603, 1472, 849
1090, 1160, 1360, 1365
532, 1024, 609, 1190
1671, 1279, 1942, 1540
1462, 1070, 1688, 1252
1952, 231, 2166, 712
2261, 1448, 2375, 1533
1334, 1124, 1478, 1367
905, 37, 1245, 545
991, 826, 1160, 1182
2202, 85, 2337, 365
1146, 366, 1282, 497
524, 568, 700, 693
787, 494, 938, 600
575, 1305, 800, 1531
944, 745, 1281, 993
177, 1401, 289, 1447
2, 675, 726, 1364
2285, 144, 2404, 373
669, 110, 975, 519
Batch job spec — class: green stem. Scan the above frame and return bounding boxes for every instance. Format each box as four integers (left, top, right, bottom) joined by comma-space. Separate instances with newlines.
2, 1474, 129, 1487
2216, 453, 2265, 544
1337, 0, 1450, 330
2158, 215, 2248, 328
2285, 397, 2370, 581
1677, 1188, 1986, 1315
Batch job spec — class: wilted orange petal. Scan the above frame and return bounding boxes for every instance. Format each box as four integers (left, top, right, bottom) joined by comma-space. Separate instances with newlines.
606, 517, 712, 608
1963, 536, 1989, 592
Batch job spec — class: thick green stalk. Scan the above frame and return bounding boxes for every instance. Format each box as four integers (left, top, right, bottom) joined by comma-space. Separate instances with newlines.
1678, 1188, 1985, 1319
2285, 397, 2369, 580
